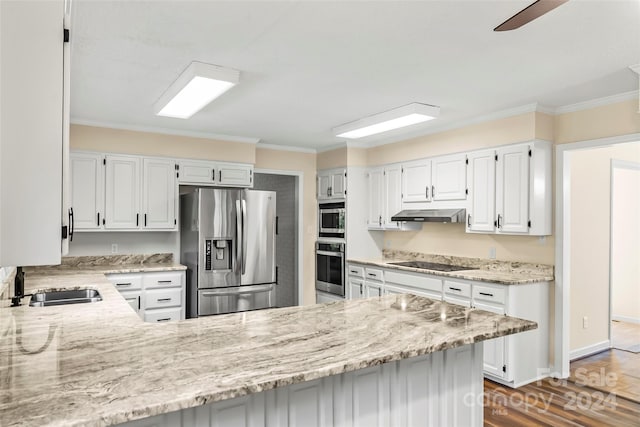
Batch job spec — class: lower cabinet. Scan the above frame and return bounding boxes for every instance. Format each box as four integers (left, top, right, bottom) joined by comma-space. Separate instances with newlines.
106, 270, 186, 322
346, 262, 549, 388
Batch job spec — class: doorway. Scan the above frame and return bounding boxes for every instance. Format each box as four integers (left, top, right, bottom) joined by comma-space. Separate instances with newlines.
610, 160, 640, 353
253, 172, 300, 308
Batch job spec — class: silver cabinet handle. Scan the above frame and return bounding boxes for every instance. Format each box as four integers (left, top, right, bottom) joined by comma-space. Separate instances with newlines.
156, 318, 171, 322
449, 287, 462, 292
157, 298, 171, 302
479, 292, 494, 297
157, 280, 172, 284
432, 185, 435, 197
426, 186, 429, 199
379, 215, 382, 226
497, 214, 502, 229
116, 283, 131, 287
467, 214, 471, 227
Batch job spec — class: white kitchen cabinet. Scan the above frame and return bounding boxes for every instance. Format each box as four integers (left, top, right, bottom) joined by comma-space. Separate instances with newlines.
106, 271, 186, 322
142, 158, 176, 230
383, 164, 403, 229
318, 168, 346, 200
177, 159, 218, 185
0, 0, 67, 266
105, 155, 141, 229
401, 159, 431, 203
495, 144, 529, 234
70, 152, 104, 230
431, 153, 467, 201
364, 267, 384, 298
219, 163, 253, 187
473, 300, 507, 379
348, 278, 365, 299
466, 149, 496, 233
367, 167, 385, 229
466, 140, 552, 236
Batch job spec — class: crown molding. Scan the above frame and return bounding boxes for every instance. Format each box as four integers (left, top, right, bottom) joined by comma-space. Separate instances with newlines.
316, 143, 348, 153
70, 118, 260, 144
554, 91, 638, 114
256, 143, 316, 154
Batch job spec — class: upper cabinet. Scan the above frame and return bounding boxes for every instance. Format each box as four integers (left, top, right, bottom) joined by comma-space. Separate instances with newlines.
431, 154, 467, 201
466, 140, 552, 236
105, 155, 141, 229
0, 0, 68, 266
70, 152, 104, 230
367, 165, 419, 231
177, 160, 253, 187
143, 158, 177, 229
400, 154, 467, 210
401, 159, 431, 203
318, 168, 346, 200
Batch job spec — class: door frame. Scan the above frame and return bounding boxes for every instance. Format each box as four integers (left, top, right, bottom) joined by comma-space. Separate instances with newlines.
609, 159, 640, 343
554, 132, 640, 378
254, 168, 304, 306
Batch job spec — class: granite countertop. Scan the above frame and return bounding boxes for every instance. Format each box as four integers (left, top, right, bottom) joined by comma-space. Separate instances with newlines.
348, 250, 554, 285
23, 253, 187, 276
0, 267, 536, 426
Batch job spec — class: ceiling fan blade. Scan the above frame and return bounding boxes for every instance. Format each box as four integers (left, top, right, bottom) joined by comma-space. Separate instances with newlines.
494, 0, 569, 31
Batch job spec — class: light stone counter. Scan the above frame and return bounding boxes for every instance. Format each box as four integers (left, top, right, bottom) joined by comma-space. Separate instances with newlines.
0, 262, 537, 426
349, 249, 554, 285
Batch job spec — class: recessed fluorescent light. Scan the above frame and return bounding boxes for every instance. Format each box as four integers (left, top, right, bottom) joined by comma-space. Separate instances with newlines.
333, 103, 440, 139
154, 61, 240, 119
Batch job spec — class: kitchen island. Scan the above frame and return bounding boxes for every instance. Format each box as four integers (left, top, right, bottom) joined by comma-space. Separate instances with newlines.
0, 268, 536, 427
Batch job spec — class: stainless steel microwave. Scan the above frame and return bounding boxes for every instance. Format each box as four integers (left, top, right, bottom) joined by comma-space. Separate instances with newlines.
318, 202, 345, 238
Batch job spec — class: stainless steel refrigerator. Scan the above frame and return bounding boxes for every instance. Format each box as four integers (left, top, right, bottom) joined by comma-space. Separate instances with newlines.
180, 188, 276, 317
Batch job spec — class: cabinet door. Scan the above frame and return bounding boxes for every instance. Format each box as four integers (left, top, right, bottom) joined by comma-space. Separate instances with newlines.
467, 150, 496, 232
178, 160, 217, 184
384, 165, 402, 229
317, 174, 331, 200
105, 155, 140, 229
402, 160, 431, 202
330, 170, 346, 198
496, 145, 529, 234
143, 158, 176, 230
219, 164, 253, 187
474, 301, 507, 379
349, 278, 364, 299
70, 152, 104, 230
365, 282, 382, 297
119, 290, 142, 318
367, 168, 385, 229
432, 154, 467, 201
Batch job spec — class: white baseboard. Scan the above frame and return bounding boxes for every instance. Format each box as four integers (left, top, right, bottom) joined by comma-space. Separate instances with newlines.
570, 340, 611, 361
612, 315, 640, 324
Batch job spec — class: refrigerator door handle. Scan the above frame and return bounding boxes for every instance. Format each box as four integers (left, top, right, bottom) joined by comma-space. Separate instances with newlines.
241, 198, 247, 275
235, 199, 243, 273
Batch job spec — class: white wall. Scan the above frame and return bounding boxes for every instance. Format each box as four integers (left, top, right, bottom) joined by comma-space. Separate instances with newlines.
611, 162, 640, 323
67, 232, 179, 261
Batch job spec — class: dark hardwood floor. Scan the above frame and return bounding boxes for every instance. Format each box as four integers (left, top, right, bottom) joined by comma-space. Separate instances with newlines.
484, 348, 640, 427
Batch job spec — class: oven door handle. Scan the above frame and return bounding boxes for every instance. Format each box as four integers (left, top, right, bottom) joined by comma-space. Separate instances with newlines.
316, 250, 344, 257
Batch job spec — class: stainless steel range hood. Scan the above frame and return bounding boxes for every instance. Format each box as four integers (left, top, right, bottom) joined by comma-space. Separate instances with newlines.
390, 209, 466, 223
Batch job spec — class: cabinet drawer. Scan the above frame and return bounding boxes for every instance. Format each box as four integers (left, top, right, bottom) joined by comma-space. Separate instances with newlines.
385, 270, 442, 294
364, 268, 383, 282
143, 272, 183, 289
106, 273, 142, 291
444, 280, 471, 298
473, 285, 506, 305
144, 288, 182, 309
144, 307, 182, 323
348, 265, 364, 278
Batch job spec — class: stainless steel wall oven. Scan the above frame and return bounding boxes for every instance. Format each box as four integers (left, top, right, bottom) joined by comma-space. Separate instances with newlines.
315, 241, 345, 297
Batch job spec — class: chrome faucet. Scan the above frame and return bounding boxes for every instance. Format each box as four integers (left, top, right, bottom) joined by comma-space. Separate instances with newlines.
10, 266, 26, 307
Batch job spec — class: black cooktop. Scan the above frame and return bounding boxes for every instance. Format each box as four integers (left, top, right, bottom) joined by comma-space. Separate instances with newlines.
388, 261, 474, 272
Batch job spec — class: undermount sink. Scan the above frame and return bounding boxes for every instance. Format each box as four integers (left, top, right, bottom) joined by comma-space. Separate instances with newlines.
29, 289, 102, 307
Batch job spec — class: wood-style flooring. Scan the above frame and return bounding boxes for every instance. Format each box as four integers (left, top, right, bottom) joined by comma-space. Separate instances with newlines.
484, 348, 640, 426
612, 320, 640, 353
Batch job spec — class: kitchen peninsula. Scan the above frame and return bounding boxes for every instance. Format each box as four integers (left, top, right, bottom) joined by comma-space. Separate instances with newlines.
0, 262, 536, 427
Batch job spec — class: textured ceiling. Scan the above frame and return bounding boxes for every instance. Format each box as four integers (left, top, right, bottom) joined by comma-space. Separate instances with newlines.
70, 0, 640, 149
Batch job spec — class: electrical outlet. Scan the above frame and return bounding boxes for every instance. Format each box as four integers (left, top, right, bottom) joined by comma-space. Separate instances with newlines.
583, 316, 588, 329
111, 244, 118, 254
489, 247, 496, 259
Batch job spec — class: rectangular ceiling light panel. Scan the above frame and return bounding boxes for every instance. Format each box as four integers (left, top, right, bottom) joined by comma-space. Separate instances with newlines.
155, 62, 240, 119
334, 103, 440, 139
